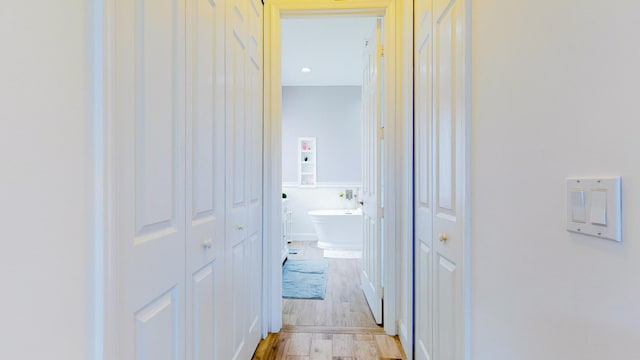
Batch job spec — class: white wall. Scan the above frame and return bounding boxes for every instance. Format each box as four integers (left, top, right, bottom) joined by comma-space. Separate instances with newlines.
472, 1, 640, 359
0, 2, 93, 359
282, 184, 362, 241
282, 86, 362, 183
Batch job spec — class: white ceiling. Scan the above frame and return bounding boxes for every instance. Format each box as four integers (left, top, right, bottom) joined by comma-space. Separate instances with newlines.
281, 17, 378, 86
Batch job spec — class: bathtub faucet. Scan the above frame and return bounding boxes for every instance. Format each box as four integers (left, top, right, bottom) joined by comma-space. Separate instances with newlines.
345, 189, 360, 209
345, 189, 353, 200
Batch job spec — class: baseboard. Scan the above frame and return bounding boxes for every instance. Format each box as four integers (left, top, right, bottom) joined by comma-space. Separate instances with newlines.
398, 320, 411, 358
289, 233, 317, 242
281, 325, 386, 335
283, 182, 363, 188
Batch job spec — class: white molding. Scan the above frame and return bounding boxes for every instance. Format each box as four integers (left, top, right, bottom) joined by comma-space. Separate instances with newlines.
263, 0, 404, 337
96, 0, 118, 359
381, 0, 397, 337
463, 1, 472, 359
288, 233, 318, 242
396, 0, 414, 355
263, 0, 283, 334
282, 182, 363, 188
398, 320, 409, 355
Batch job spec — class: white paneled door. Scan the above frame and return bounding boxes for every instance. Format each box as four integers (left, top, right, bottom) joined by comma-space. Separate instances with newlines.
115, 0, 262, 358
115, 0, 187, 358
185, 0, 226, 359
414, 0, 434, 358
225, 0, 263, 359
414, 0, 468, 359
433, 0, 467, 357
361, 19, 384, 325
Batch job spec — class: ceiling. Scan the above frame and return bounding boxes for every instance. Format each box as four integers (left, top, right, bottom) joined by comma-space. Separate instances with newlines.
281, 17, 378, 87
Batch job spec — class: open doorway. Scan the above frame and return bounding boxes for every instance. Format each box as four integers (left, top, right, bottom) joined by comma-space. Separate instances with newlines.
263, 0, 401, 338
279, 16, 382, 329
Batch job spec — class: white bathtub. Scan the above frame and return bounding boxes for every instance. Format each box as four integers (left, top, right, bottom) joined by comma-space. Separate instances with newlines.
308, 208, 363, 250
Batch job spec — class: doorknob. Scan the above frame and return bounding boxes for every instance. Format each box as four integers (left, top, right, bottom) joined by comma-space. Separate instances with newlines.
202, 239, 212, 249
235, 224, 245, 230
439, 233, 449, 242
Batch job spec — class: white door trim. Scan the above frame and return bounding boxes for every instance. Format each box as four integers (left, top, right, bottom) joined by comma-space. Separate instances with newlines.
263, 0, 404, 336
462, 2, 472, 358
94, 0, 118, 358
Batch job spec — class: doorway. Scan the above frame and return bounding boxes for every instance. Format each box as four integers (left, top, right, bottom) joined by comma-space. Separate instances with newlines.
279, 16, 382, 329
263, 0, 401, 338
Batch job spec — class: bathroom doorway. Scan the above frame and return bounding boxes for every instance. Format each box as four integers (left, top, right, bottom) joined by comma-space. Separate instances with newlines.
279, 16, 383, 329
264, 0, 401, 337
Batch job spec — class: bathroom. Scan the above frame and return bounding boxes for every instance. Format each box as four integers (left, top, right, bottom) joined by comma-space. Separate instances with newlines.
281, 83, 364, 254
280, 16, 383, 330
280, 16, 375, 253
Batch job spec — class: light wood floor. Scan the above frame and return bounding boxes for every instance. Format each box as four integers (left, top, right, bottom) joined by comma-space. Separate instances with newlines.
252, 241, 406, 359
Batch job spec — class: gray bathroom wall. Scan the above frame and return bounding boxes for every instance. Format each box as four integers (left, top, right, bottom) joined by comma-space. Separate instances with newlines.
282, 86, 362, 183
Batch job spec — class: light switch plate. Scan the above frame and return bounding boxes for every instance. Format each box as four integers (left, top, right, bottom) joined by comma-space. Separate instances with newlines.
566, 177, 621, 242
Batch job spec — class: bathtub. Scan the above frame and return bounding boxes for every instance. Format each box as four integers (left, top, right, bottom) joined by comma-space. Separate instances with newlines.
308, 209, 363, 250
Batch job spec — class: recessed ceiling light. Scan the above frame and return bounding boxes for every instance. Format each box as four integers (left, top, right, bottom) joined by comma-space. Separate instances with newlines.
301, 67, 312, 73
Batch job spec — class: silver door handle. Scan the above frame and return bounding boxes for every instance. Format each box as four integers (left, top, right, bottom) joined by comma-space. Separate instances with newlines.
235, 224, 245, 230
202, 239, 212, 249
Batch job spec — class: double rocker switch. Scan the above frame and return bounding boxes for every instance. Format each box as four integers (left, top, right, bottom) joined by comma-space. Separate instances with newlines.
566, 177, 621, 242
570, 188, 607, 226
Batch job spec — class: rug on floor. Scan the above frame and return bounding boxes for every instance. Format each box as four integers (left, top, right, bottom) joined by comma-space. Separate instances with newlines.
282, 259, 328, 300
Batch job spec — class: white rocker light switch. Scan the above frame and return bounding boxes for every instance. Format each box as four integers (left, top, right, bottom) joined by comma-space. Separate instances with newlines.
570, 189, 586, 223
590, 190, 607, 226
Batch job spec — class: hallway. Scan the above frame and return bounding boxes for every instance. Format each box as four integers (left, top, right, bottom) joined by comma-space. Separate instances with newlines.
252, 241, 405, 359
4, 1, 640, 359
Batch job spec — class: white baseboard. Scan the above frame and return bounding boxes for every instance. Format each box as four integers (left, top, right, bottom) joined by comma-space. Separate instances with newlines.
282, 182, 362, 188
289, 233, 317, 242
399, 321, 411, 358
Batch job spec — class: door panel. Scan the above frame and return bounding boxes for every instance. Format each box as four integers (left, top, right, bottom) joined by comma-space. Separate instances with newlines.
414, 0, 434, 358
415, 0, 467, 358
231, 242, 246, 359
135, 0, 181, 240
225, 0, 263, 358
247, 232, 261, 333
228, 25, 247, 217
246, 0, 263, 341
191, 263, 217, 360
416, 243, 433, 360
135, 288, 180, 360
361, 19, 383, 325
116, 0, 186, 358
185, 0, 225, 358
435, 3, 455, 215
437, 256, 457, 359
433, 0, 465, 359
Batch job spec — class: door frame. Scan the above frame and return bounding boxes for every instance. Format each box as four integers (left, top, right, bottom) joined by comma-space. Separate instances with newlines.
262, 0, 406, 336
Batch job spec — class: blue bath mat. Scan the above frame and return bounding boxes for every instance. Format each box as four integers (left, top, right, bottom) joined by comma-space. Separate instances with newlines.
282, 259, 328, 300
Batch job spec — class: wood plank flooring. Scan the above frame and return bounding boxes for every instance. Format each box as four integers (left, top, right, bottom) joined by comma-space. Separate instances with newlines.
252, 327, 406, 360
253, 242, 406, 360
